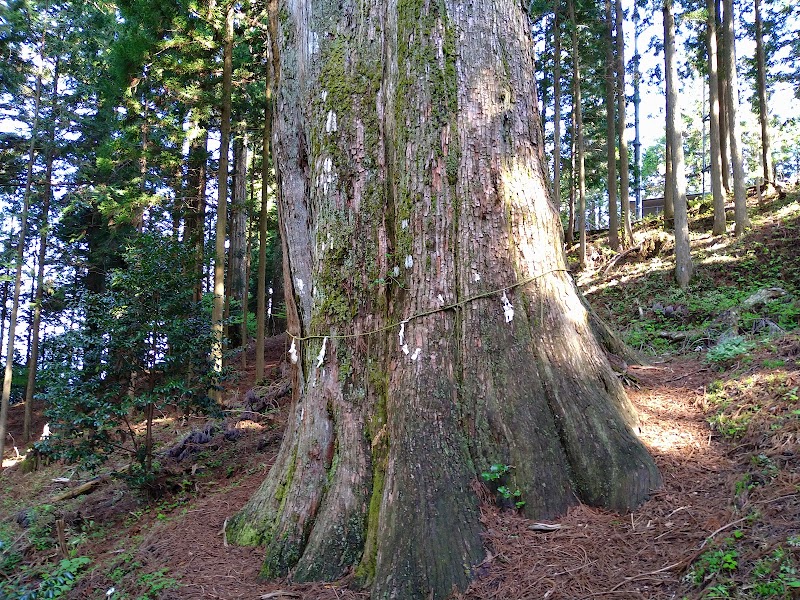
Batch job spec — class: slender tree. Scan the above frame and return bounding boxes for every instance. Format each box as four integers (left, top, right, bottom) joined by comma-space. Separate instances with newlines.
552, 0, 562, 210
707, 0, 726, 234
605, 0, 619, 250
228, 127, 249, 355
211, 1, 234, 399
0, 70, 41, 461
255, 95, 272, 381
722, 0, 749, 233
24, 59, 59, 442
567, 96, 576, 244
664, 0, 693, 288
615, 0, 633, 246
569, 0, 587, 265
664, 131, 674, 225
754, 0, 774, 185
716, 0, 731, 194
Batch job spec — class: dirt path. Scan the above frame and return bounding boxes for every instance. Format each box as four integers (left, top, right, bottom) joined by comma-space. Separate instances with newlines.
459, 356, 796, 599
3, 339, 797, 600
148, 356, 741, 600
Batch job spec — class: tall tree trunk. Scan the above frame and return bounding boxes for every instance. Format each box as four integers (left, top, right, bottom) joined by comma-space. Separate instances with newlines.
664, 0, 693, 288
569, 0, 587, 266
228, 128, 249, 352
615, 0, 633, 246
716, 0, 731, 194
567, 97, 576, 244
722, 0, 749, 234
552, 0, 562, 210
605, 0, 619, 250
211, 2, 234, 399
24, 61, 60, 442
227, 0, 661, 597
754, 0, 774, 184
1, 73, 42, 461
707, 0, 726, 235
0, 265, 9, 359
256, 85, 274, 382
664, 133, 674, 225
184, 123, 209, 304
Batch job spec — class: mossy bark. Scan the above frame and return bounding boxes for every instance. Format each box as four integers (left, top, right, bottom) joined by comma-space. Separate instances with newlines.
227, 0, 661, 596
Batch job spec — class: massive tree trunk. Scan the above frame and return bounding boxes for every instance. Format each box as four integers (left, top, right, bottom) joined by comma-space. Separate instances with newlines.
707, 0, 726, 235
722, 0, 749, 234
604, 0, 619, 251
664, 0, 693, 289
228, 0, 661, 596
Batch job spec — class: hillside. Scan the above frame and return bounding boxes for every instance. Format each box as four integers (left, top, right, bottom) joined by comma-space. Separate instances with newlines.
1, 189, 799, 600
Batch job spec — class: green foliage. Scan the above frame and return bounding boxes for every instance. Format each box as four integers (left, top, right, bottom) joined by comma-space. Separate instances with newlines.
688, 533, 742, 585
36, 235, 221, 487
706, 336, 755, 364
480, 463, 510, 482
135, 567, 179, 599
0, 524, 23, 575
0, 556, 91, 600
481, 464, 525, 509
708, 410, 753, 439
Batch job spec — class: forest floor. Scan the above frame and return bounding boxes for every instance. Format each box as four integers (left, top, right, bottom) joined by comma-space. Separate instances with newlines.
1, 188, 799, 599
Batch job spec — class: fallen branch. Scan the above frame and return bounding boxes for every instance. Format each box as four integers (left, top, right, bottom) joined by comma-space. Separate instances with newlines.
697, 516, 749, 551
50, 476, 106, 502
603, 245, 642, 274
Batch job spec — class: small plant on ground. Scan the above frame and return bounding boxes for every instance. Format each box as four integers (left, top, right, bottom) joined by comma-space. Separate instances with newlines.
750, 545, 800, 597
136, 567, 179, 599
687, 531, 742, 587
0, 556, 91, 600
481, 464, 525, 509
707, 336, 754, 365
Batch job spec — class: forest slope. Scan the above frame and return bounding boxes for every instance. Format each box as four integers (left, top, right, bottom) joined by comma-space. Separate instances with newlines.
0, 188, 798, 599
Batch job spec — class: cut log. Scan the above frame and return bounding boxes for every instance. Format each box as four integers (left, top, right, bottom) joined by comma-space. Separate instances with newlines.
50, 476, 106, 502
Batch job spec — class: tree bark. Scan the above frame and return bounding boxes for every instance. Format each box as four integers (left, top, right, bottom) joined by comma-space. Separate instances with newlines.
1, 73, 42, 462
229, 128, 249, 352
716, 0, 731, 194
552, 0, 562, 211
664, 0, 693, 289
211, 2, 233, 399
605, 0, 619, 251
754, 0, 774, 184
569, 0, 587, 266
184, 124, 209, 304
256, 88, 273, 382
615, 0, 633, 247
24, 61, 59, 442
664, 132, 674, 225
567, 97, 576, 244
722, 0, 749, 234
707, 0, 726, 235
228, 0, 661, 596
